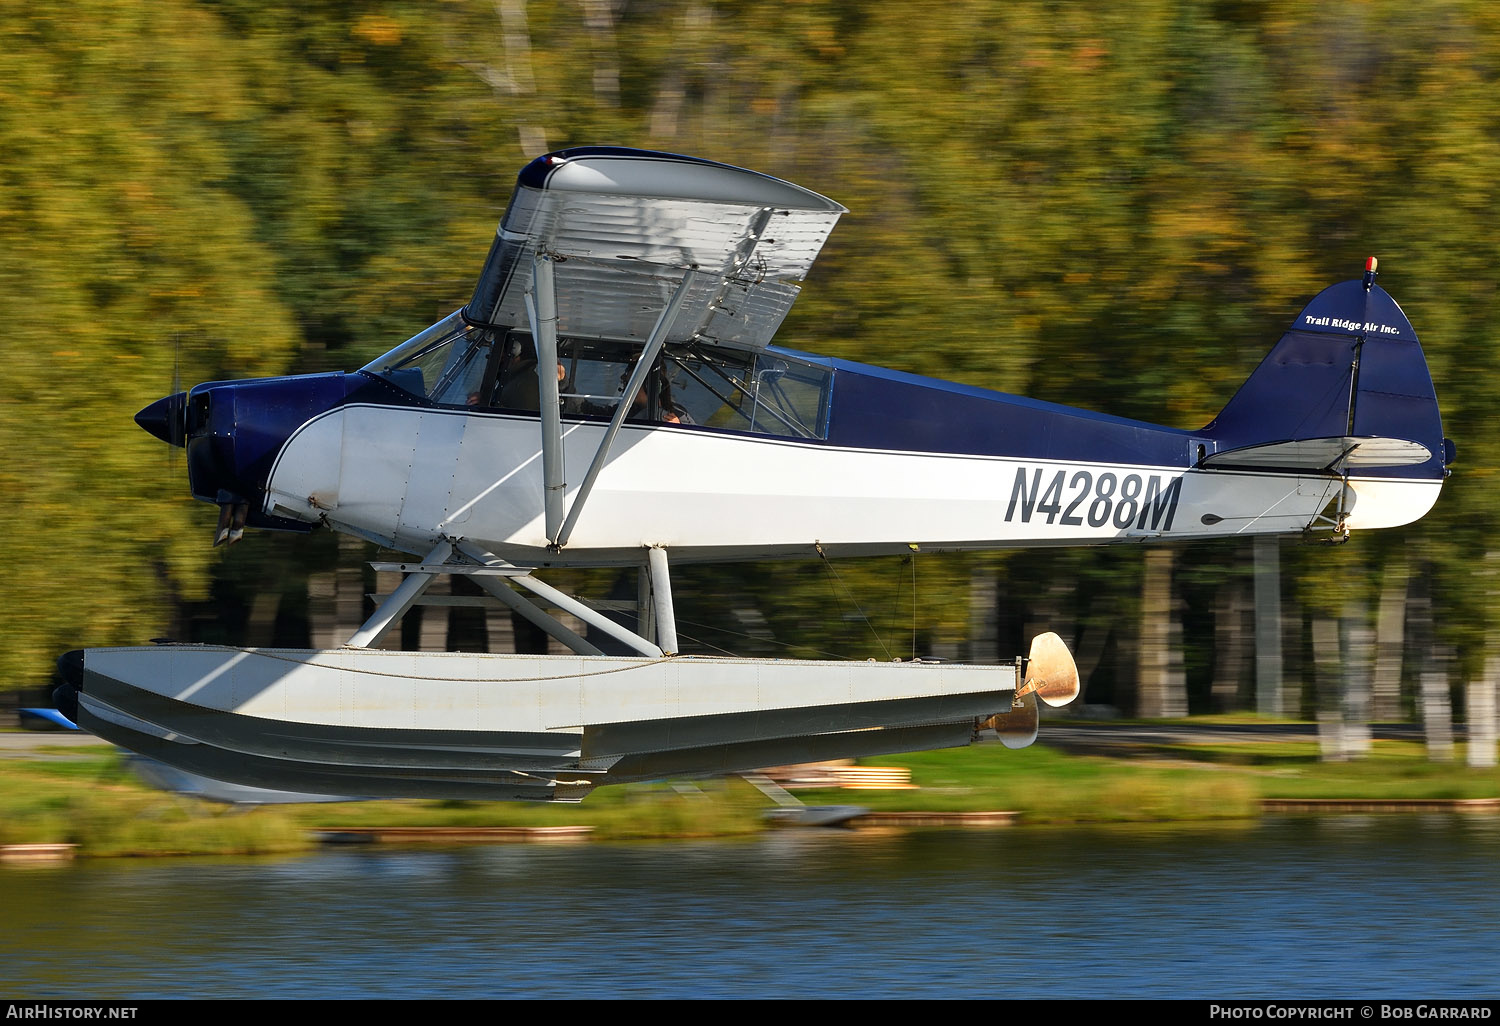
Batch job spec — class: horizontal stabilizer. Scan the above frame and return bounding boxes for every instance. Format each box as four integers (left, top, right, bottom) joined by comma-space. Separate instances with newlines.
1200, 436, 1432, 474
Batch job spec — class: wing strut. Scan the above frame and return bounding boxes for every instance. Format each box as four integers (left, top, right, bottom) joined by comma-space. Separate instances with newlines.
554, 269, 704, 550
525, 252, 567, 543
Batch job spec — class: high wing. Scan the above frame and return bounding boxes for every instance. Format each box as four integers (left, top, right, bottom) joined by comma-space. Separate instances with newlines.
460, 147, 847, 546
465, 146, 847, 351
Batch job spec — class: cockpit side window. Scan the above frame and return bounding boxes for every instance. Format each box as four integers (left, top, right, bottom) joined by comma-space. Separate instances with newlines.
370, 318, 832, 436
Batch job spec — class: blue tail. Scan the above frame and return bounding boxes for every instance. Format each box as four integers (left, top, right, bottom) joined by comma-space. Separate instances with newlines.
1201, 266, 1448, 481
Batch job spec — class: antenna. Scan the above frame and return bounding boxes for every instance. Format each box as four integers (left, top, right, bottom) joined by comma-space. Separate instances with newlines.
1346, 257, 1378, 436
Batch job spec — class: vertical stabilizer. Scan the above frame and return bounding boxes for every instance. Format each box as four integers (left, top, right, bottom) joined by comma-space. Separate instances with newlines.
1202, 271, 1445, 484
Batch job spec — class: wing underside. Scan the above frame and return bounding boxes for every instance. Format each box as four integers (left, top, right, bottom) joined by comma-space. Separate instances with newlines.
467, 148, 847, 350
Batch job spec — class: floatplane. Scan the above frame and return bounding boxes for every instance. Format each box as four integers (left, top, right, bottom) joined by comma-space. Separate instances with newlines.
55, 147, 1449, 802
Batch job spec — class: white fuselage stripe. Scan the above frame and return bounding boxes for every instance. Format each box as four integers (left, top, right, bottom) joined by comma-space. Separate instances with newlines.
265, 405, 1442, 560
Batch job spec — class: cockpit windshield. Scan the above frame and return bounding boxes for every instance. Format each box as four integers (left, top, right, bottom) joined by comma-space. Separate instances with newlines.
364, 313, 832, 439
360, 311, 496, 406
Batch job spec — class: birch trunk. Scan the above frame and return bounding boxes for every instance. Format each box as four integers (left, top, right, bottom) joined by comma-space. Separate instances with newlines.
965, 566, 999, 665
1421, 661, 1455, 763
497, 0, 547, 156
1254, 534, 1284, 717
1371, 559, 1409, 721
1407, 570, 1453, 761
1138, 547, 1185, 718
1341, 597, 1373, 758
308, 572, 337, 651
419, 575, 451, 653
1282, 591, 1303, 719
1465, 669, 1497, 768
1313, 613, 1347, 761
1472, 551, 1500, 768
580, 0, 620, 108
1212, 572, 1250, 712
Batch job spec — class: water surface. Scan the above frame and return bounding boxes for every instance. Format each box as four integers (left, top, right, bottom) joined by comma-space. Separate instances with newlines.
4, 815, 1496, 998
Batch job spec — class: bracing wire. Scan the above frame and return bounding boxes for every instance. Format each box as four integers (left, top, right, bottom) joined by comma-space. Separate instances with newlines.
671, 614, 852, 662
910, 551, 918, 661
879, 554, 920, 661
816, 544, 893, 660
884, 556, 910, 657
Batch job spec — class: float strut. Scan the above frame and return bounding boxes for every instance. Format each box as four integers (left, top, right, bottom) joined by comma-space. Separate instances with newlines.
345, 540, 453, 648
647, 546, 679, 655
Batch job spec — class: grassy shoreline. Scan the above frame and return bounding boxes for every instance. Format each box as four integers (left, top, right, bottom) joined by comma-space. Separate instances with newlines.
1, 732, 1496, 858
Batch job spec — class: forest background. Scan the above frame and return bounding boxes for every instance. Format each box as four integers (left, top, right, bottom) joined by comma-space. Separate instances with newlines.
2, 0, 1498, 723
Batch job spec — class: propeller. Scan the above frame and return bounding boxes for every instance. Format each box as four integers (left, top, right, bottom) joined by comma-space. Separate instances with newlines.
136, 334, 249, 545
977, 632, 1081, 749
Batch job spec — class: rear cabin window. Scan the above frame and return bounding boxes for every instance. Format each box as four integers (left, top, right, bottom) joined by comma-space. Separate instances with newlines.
490, 337, 832, 440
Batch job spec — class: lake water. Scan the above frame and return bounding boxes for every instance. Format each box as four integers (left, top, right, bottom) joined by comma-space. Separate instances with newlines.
3, 815, 1497, 999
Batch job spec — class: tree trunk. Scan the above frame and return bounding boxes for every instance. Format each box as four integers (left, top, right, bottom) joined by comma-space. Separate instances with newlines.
1071, 592, 1112, 702
1137, 547, 1185, 718
1420, 661, 1455, 763
580, 0, 621, 108
1472, 550, 1500, 768
1312, 613, 1347, 761
1407, 568, 1453, 762
335, 534, 364, 645
1025, 579, 1073, 661
1167, 585, 1187, 714
419, 575, 451, 653
246, 591, 280, 648
1212, 570, 1250, 712
1371, 559, 1409, 721
1281, 591, 1303, 719
308, 571, 337, 650
649, 2, 713, 143
1465, 669, 1497, 768
965, 566, 999, 665
1253, 534, 1284, 717
1340, 597, 1373, 758
497, 0, 547, 156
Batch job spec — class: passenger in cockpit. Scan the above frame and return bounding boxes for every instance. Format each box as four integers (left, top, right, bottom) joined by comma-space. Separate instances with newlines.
621, 356, 691, 425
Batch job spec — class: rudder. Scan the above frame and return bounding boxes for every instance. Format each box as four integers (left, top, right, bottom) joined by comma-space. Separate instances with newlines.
1201, 263, 1446, 484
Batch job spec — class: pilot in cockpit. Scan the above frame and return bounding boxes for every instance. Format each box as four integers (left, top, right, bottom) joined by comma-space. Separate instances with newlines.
493, 340, 565, 412
621, 355, 691, 425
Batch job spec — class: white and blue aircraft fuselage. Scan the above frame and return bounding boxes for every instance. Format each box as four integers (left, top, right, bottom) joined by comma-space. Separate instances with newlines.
73, 147, 1447, 802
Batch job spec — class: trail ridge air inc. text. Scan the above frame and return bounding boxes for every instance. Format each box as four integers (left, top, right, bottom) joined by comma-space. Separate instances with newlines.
1303, 314, 1404, 334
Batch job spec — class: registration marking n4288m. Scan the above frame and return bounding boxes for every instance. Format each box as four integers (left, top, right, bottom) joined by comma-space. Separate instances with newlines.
1004, 467, 1181, 531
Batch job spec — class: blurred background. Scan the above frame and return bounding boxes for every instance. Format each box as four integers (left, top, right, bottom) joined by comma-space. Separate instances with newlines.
3, 0, 1498, 740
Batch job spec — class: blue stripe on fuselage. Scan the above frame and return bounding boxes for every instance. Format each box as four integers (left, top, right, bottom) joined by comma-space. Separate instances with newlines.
811, 351, 1191, 467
